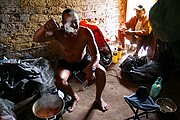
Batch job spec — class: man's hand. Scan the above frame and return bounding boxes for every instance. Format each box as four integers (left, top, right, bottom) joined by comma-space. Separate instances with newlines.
125, 29, 135, 35
85, 71, 96, 80
44, 19, 61, 31
82, 67, 96, 80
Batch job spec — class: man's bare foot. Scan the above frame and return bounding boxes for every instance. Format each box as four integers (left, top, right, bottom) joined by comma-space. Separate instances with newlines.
67, 94, 79, 112
94, 98, 109, 112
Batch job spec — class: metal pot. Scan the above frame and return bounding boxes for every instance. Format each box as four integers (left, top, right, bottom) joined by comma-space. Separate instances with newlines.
32, 94, 65, 120
155, 98, 177, 114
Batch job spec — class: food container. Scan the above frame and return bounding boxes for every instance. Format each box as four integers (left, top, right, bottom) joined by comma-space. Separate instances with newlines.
155, 98, 177, 114
32, 94, 65, 120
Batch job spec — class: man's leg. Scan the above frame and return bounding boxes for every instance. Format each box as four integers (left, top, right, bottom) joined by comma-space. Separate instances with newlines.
135, 38, 142, 54
94, 64, 108, 111
55, 69, 79, 112
118, 29, 125, 48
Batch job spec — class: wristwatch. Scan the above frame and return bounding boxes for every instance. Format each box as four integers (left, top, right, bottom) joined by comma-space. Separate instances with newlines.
91, 67, 96, 72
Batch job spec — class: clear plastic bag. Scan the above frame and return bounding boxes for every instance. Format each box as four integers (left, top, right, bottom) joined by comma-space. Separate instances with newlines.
0, 98, 16, 120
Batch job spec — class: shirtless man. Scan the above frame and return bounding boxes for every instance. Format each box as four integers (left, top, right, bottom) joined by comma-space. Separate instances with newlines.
33, 8, 108, 112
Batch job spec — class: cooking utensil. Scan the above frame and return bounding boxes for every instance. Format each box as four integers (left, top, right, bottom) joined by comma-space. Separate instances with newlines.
32, 94, 64, 120
155, 98, 177, 114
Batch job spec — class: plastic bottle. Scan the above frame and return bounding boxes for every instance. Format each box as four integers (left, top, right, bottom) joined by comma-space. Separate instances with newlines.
150, 77, 162, 98
112, 48, 118, 63
117, 44, 123, 59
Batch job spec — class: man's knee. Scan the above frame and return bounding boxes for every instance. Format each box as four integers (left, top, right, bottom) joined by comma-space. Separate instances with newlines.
55, 76, 66, 86
55, 73, 70, 86
96, 64, 106, 76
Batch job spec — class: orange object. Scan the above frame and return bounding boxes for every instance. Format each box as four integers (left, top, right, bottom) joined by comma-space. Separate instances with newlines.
79, 20, 109, 49
112, 48, 118, 63
117, 44, 123, 59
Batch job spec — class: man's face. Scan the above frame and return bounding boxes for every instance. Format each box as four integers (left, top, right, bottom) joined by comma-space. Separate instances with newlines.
136, 9, 144, 19
63, 11, 79, 35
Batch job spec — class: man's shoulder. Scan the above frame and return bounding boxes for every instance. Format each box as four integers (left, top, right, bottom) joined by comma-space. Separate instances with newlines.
130, 16, 137, 20
79, 26, 92, 34
127, 16, 137, 23
78, 26, 94, 41
79, 26, 90, 30
142, 15, 149, 23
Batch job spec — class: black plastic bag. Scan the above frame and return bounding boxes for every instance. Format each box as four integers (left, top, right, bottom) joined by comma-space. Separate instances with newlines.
120, 55, 162, 82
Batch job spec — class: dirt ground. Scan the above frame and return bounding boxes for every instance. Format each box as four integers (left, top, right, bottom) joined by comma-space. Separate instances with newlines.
61, 53, 180, 120
13, 51, 180, 120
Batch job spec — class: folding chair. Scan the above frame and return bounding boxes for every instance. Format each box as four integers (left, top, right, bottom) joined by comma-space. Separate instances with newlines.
124, 86, 160, 120
73, 71, 88, 89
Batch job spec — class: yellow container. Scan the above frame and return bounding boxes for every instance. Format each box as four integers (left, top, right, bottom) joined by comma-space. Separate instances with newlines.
117, 44, 122, 59
112, 48, 118, 63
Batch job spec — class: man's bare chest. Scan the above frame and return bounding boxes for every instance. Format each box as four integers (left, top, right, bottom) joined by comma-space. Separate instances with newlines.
59, 37, 86, 53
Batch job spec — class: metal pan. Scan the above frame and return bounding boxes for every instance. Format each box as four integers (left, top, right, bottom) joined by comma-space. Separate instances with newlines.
32, 94, 64, 120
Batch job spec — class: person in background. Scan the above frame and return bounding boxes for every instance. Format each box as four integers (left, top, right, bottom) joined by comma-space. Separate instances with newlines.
118, 5, 149, 55
149, 0, 180, 77
33, 8, 108, 112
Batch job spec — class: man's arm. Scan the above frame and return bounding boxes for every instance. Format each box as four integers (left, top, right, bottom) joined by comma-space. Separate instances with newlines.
124, 16, 136, 30
134, 19, 149, 36
125, 18, 149, 36
119, 16, 136, 34
33, 26, 55, 42
33, 19, 60, 42
85, 28, 100, 71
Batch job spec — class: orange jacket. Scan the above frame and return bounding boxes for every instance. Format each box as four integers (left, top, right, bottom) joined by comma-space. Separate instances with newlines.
125, 16, 149, 36
79, 20, 109, 48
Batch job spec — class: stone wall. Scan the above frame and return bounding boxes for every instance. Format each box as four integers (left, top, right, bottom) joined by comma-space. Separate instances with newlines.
0, 0, 126, 59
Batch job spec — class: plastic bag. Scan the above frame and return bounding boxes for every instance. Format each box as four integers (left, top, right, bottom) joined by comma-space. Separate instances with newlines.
25, 57, 55, 86
0, 57, 55, 87
0, 98, 16, 120
120, 55, 162, 82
